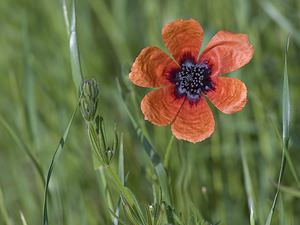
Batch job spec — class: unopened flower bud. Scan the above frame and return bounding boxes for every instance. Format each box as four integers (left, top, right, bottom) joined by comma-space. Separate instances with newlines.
79, 79, 99, 122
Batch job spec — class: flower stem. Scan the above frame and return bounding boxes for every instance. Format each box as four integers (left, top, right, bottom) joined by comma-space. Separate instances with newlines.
164, 135, 175, 168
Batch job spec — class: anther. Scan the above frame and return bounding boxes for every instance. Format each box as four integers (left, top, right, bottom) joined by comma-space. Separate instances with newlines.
172, 58, 214, 103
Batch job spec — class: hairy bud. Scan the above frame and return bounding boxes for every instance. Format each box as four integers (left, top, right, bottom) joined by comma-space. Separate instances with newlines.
79, 79, 99, 122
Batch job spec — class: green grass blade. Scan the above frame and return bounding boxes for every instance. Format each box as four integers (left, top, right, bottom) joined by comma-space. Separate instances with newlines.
121, 190, 147, 225
277, 184, 300, 198
106, 167, 146, 225
63, 0, 84, 91
163, 135, 175, 168
261, 2, 300, 45
95, 152, 145, 224
265, 34, 291, 225
282, 34, 290, 146
112, 133, 124, 225
20, 211, 29, 225
240, 137, 256, 225
43, 105, 78, 225
22, 15, 40, 149
0, 115, 44, 185
118, 133, 124, 185
0, 187, 13, 225
62, 0, 70, 35
269, 116, 300, 187
97, 166, 115, 222
87, 0, 131, 63
116, 78, 171, 206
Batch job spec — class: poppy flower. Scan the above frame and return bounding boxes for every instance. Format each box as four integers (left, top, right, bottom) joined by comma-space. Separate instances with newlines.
129, 19, 254, 143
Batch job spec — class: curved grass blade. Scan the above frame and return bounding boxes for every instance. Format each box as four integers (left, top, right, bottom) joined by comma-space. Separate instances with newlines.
106, 166, 147, 225
113, 133, 124, 225
43, 105, 78, 225
62, 0, 70, 35
239, 136, 256, 225
265, 34, 291, 225
0, 186, 13, 225
117, 78, 177, 224
22, 15, 40, 149
0, 115, 44, 185
163, 135, 175, 168
20, 211, 29, 225
87, 0, 131, 63
276, 184, 300, 198
269, 118, 300, 187
260, 2, 300, 45
116, 78, 171, 206
121, 190, 147, 225
62, 0, 84, 91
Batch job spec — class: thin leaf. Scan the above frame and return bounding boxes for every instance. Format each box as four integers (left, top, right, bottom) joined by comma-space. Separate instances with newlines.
62, 0, 70, 35
22, 14, 40, 149
96, 166, 114, 222
104, 165, 148, 225
43, 105, 79, 225
88, 122, 105, 166
164, 135, 175, 168
97, 116, 108, 152
0, 115, 44, 185
0, 187, 13, 225
87, 0, 131, 63
265, 34, 291, 225
260, 2, 300, 45
282, 34, 290, 146
240, 137, 256, 225
113, 133, 124, 225
63, 0, 84, 91
20, 211, 29, 225
121, 190, 147, 225
269, 118, 300, 187
116, 78, 172, 207
277, 184, 300, 198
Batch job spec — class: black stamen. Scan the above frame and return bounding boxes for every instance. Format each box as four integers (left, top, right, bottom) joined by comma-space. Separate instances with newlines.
171, 58, 214, 103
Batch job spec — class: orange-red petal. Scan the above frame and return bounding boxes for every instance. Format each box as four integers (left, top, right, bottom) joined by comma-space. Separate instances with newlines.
171, 99, 215, 143
199, 31, 254, 77
162, 19, 204, 62
141, 86, 185, 125
206, 77, 247, 114
129, 47, 178, 88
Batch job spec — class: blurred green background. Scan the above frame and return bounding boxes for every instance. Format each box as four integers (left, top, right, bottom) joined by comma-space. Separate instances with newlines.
1, 0, 300, 224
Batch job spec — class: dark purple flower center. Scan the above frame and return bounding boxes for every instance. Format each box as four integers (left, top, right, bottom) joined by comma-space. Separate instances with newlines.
171, 58, 214, 103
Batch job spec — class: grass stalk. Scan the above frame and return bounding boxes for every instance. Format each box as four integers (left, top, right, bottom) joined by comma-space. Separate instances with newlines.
116, 79, 172, 206
164, 135, 175, 168
265, 34, 291, 225
43, 105, 79, 225
0, 115, 44, 185
0, 187, 13, 225
240, 136, 256, 225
